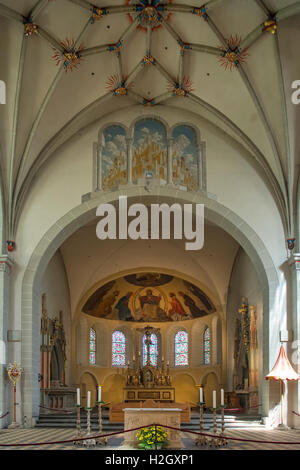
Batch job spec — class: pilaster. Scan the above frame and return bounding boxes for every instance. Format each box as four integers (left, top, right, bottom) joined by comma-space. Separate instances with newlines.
0, 255, 14, 428
126, 138, 133, 185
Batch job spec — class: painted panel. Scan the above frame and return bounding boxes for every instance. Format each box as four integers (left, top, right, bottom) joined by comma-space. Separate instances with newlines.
132, 119, 167, 182
102, 125, 127, 190
172, 125, 198, 191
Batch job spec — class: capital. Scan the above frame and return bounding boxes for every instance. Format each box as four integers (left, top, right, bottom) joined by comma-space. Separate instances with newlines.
0, 255, 14, 275
288, 254, 300, 271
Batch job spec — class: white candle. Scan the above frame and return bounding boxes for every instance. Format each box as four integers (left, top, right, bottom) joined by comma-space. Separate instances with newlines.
199, 387, 203, 403
98, 385, 102, 402
221, 389, 224, 406
87, 390, 91, 408
213, 390, 216, 409
133, 355, 135, 361
77, 388, 80, 406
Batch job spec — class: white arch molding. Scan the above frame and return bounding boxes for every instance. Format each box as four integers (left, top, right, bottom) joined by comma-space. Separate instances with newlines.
21, 186, 278, 426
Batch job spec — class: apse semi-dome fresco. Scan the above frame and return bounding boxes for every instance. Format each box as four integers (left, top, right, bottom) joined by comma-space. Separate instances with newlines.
82, 273, 216, 321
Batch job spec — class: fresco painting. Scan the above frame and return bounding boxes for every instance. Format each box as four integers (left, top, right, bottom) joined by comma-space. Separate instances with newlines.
172, 125, 198, 191
82, 273, 216, 322
132, 119, 167, 182
101, 125, 127, 190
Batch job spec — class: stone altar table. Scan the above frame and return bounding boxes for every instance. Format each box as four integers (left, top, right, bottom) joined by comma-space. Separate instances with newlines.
122, 408, 183, 449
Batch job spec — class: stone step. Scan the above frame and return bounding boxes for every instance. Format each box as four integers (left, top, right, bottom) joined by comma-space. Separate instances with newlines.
36, 412, 264, 430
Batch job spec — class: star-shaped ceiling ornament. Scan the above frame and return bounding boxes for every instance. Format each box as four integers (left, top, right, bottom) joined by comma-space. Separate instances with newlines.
126, 0, 173, 32
52, 38, 85, 72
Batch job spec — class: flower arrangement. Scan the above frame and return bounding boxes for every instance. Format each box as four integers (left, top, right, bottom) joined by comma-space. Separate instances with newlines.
136, 425, 168, 450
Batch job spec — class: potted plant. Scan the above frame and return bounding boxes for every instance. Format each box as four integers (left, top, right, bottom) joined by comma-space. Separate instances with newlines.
136, 425, 169, 450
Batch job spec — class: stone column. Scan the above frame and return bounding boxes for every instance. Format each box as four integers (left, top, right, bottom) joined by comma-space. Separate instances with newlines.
0, 255, 13, 429
167, 138, 173, 185
289, 253, 300, 427
97, 144, 103, 191
197, 143, 206, 191
126, 138, 133, 185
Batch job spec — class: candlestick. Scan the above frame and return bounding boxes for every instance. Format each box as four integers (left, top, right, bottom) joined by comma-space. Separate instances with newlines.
96, 400, 108, 446
195, 396, 209, 446
213, 407, 217, 434
73, 403, 83, 446
82, 407, 96, 447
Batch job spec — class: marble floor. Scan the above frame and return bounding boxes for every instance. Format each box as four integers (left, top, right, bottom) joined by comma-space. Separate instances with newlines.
0, 427, 300, 450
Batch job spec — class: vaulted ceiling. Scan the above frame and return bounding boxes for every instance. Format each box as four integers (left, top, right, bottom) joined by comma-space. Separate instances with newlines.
0, 0, 300, 241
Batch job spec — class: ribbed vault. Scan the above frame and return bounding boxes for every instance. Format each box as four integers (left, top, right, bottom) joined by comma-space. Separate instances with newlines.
1, 0, 300, 241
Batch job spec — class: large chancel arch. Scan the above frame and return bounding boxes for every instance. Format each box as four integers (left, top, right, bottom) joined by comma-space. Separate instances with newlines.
0, 0, 300, 445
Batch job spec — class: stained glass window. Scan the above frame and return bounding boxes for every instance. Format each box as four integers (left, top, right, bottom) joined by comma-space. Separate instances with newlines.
89, 328, 96, 365
204, 327, 210, 365
175, 331, 188, 366
112, 330, 126, 366
143, 334, 158, 367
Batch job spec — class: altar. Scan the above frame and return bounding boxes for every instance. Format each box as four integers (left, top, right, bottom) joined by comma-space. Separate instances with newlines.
122, 408, 183, 449
124, 325, 173, 400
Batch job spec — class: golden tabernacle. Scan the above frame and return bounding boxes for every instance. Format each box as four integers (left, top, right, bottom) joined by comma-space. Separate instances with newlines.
124, 326, 174, 402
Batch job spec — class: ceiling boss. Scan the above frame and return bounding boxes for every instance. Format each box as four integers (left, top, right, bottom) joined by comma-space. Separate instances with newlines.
126, 0, 173, 31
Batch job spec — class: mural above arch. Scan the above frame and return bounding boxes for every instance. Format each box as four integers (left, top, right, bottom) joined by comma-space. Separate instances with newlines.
82, 272, 216, 322
172, 125, 198, 191
101, 125, 127, 190
132, 119, 167, 182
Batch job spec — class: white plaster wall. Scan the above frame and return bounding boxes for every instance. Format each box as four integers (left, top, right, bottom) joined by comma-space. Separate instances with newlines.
14, 105, 286, 279
11, 106, 286, 327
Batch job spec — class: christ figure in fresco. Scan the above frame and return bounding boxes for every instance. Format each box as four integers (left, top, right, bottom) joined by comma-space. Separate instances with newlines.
133, 289, 167, 321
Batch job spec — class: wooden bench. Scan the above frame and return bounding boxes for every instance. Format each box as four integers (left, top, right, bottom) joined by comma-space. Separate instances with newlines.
109, 399, 191, 423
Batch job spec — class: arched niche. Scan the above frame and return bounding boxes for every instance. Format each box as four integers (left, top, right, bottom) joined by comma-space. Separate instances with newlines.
50, 339, 65, 385
201, 372, 220, 408
172, 373, 197, 404
102, 373, 126, 403
80, 371, 98, 407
